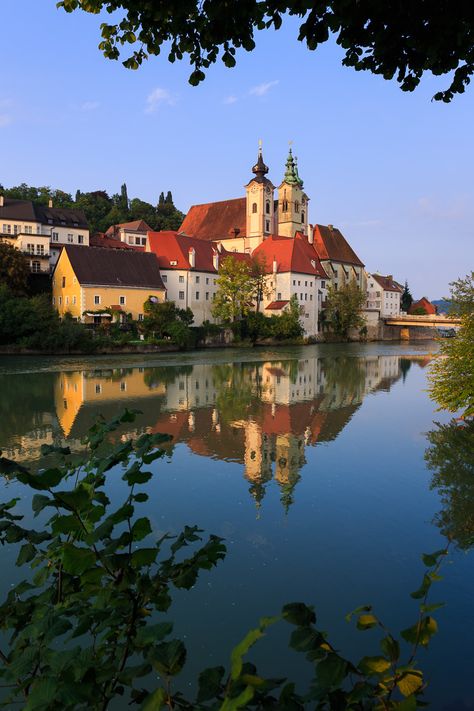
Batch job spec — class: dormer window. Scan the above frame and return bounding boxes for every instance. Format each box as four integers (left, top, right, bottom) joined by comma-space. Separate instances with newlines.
252, 202, 257, 214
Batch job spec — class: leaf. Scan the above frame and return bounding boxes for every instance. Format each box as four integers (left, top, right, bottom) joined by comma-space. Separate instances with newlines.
220, 685, 254, 711
380, 635, 400, 661
396, 695, 418, 711
230, 617, 279, 681
397, 671, 424, 696
315, 653, 348, 689
421, 549, 446, 567
282, 602, 316, 626
196, 666, 225, 702
356, 613, 378, 630
131, 548, 158, 567
150, 639, 186, 677
132, 517, 152, 541
358, 655, 391, 675
140, 687, 167, 710
23, 677, 56, 710
401, 617, 438, 646
16, 542, 36, 566
32, 494, 52, 516
135, 622, 173, 647
62, 544, 96, 575
289, 626, 324, 653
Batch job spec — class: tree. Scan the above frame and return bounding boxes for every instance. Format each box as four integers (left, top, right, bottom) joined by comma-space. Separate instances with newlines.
324, 280, 366, 337
212, 256, 256, 323
249, 256, 270, 313
0, 242, 30, 295
428, 272, 474, 417
58, 1, 474, 101
401, 280, 413, 312
120, 182, 129, 212
272, 294, 303, 340
141, 299, 194, 343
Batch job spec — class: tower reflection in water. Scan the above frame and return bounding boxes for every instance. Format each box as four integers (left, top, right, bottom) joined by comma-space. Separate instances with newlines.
1, 354, 433, 512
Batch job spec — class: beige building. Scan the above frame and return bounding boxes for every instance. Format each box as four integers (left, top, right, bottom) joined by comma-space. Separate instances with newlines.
366, 273, 403, 316
105, 220, 152, 248
52, 244, 166, 324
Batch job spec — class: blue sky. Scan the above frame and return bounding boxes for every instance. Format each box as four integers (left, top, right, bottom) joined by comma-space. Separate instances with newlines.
1, 0, 473, 298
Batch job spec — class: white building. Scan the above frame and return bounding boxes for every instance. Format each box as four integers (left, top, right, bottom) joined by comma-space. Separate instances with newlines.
366, 273, 403, 316
0, 195, 89, 271
105, 220, 152, 248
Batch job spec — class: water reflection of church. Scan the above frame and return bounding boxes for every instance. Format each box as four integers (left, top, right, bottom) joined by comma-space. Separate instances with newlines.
2, 354, 432, 512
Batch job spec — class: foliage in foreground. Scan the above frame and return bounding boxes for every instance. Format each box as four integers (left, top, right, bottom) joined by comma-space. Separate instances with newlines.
428, 271, 474, 417
58, 1, 474, 101
0, 411, 447, 709
0, 241, 31, 295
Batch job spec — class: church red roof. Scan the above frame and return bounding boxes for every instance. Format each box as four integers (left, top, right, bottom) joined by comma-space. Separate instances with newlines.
253, 234, 328, 278
179, 197, 246, 241
147, 230, 219, 272
312, 224, 364, 267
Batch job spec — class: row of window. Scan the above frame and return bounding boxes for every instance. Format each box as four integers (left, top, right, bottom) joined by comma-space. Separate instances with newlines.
3, 223, 38, 235
127, 236, 147, 246
178, 291, 212, 301
292, 279, 323, 288
26, 243, 45, 255
52, 232, 84, 244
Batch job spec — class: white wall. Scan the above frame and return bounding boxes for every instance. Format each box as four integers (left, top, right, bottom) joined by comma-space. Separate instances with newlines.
161, 269, 218, 325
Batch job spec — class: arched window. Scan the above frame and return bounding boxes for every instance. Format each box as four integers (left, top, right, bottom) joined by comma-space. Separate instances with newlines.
252, 202, 257, 214
301, 211, 305, 223
282, 200, 288, 212
295, 201, 299, 213
265, 201, 270, 214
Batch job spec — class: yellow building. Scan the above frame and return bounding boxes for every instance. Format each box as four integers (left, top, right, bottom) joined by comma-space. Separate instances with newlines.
52, 244, 166, 324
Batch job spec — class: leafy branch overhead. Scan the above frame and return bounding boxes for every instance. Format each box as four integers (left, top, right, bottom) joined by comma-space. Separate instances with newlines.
57, 0, 474, 100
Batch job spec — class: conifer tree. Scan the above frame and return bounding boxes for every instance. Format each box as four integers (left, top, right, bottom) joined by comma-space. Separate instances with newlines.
401, 280, 413, 312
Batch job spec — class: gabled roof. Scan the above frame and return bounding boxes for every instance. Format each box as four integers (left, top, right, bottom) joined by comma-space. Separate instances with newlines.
252, 234, 328, 278
312, 224, 364, 267
408, 297, 436, 315
179, 197, 246, 241
265, 300, 289, 310
0, 197, 88, 228
59, 244, 165, 289
371, 274, 403, 293
147, 230, 219, 272
105, 220, 152, 235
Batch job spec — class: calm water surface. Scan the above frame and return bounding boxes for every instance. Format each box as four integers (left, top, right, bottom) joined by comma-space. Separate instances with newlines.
0, 342, 472, 709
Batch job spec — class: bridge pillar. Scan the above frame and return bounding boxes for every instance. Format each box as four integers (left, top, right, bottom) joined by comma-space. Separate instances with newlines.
400, 327, 410, 341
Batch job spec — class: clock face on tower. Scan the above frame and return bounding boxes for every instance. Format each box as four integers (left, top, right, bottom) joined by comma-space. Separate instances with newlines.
265, 186, 271, 194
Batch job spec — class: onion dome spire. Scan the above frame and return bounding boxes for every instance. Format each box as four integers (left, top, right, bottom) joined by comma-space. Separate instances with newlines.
252, 140, 269, 180
283, 146, 300, 186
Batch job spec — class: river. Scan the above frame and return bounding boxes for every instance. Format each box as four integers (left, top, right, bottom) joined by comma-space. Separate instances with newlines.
0, 342, 472, 709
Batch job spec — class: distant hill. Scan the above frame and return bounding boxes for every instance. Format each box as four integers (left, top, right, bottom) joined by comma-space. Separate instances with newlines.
432, 299, 452, 314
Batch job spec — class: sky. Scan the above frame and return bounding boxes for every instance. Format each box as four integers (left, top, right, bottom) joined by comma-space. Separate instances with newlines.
1, 0, 473, 298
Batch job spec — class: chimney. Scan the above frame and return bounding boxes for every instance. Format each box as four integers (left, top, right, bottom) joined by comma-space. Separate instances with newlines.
188, 247, 195, 268
308, 224, 314, 244
212, 248, 219, 271
328, 224, 334, 231
272, 257, 277, 274
48, 198, 53, 208
0, 195, 3, 208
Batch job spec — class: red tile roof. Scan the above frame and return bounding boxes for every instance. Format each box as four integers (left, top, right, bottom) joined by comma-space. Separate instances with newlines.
408, 297, 436, 315
253, 234, 328, 278
371, 274, 403, 293
179, 197, 246, 241
90, 233, 139, 250
312, 224, 364, 267
147, 231, 220, 272
265, 300, 289, 310
105, 220, 152, 235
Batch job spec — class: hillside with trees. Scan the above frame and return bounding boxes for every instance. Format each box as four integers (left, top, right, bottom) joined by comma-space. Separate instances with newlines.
0, 182, 184, 235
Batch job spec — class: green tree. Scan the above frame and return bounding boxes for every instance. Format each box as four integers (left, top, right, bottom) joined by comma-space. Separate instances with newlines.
120, 182, 129, 212
272, 294, 303, 340
249, 256, 270, 313
142, 299, 194, 345
0, 242, 31, 295
428, 272, 474, 417
401, 280, 413, 312
212, 255, 256, 324
58, 1, 474, 100
324, 280, 366, 337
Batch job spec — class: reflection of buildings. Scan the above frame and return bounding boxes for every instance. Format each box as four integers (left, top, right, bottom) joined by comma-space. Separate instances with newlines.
2, 353, 433, 510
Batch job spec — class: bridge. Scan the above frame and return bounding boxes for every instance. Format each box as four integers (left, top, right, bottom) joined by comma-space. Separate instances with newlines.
384, 314, 461, 327
384, 314, 461, 340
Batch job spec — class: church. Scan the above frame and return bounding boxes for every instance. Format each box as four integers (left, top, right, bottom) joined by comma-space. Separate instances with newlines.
175, 145, 366, 336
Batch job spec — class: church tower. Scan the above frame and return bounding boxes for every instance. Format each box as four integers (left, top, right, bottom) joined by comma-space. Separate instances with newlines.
245, 143, 275, 250
277, 147, 309, 238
